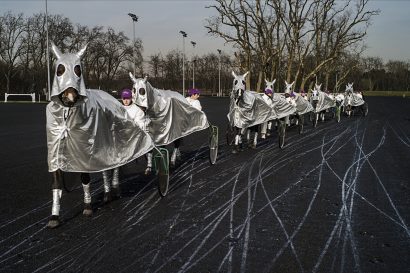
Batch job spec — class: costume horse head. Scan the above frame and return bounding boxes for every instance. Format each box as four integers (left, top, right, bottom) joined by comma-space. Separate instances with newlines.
231, 71, 248, 104
345, 83, 354, 94
284, 81, 295, 94
310, 83, 323, 113
129, 72, 149, 108
265, 79, 276, 93
312, 83, 322, 98
50, 42, 87, 107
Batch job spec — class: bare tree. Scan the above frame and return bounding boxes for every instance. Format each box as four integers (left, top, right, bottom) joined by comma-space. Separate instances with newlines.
206, 0, 379, 92
0, 12, 26, 93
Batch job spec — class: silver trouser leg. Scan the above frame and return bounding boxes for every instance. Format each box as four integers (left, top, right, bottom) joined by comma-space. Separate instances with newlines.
102, 170, 111, 193
146, 152, 153, 168
112, 168, 119, 188
261, 122, 267, 135
171, 148, 177, 164
267, 121, 272, 130
51, 189, 62, 216
253, 132, 258, 146
246, 129, 250, 141
82, 183, 91, 204
145, 153, 153, 175
235, 134, 241, 145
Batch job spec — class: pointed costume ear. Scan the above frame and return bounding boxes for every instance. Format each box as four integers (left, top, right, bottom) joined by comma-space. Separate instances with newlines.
51, 42, 62, 59
285, 80, 289, 86
265, 79, 269, 84
76, 43, 88, 58
129, 72, 137, 83
272, 79, 276, 84
143, 75, 148, 83
232, 71, 237, 78
243, 71, 249, 78
291, 81, 295, 87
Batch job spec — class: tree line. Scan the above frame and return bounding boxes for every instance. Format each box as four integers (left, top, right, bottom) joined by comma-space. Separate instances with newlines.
0, 4, 409, 99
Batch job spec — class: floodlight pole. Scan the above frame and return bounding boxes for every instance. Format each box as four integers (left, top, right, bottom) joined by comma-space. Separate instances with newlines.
180, 31, 187, 96
191, 41, 196, 89
217, 49, 221, 97
45, 0, 50, 101
128, 13, 139, 76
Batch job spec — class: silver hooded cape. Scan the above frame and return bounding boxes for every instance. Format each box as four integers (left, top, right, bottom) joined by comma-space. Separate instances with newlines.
46, 43, 154, 173
144, 82, 209, 145
271, 93, 297, 118
47, 90, 154, 173
294, 94, 314, 115
344, 93, 365, 107
227, 91, 295, 129
310, 91, 335, 113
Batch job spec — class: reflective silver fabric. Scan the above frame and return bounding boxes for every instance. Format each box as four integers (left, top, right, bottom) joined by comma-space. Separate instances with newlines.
47, 89, 154, 172
143, 82, 209, 145
47, 43, 153, 173
50, 43, 87, 99
310, 91, 335, 113
227, 91, 295, 129
272, 93, 297, 119
294, 94, 314, 115
345, 93, 365, 107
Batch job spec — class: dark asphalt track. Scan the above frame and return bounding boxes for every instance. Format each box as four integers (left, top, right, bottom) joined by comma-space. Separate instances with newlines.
0, 96, 409, 273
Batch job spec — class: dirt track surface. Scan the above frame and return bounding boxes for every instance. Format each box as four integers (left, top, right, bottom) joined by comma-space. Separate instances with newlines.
0, 97, 409, 273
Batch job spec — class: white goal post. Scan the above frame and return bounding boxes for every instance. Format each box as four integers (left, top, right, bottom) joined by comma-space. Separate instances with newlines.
4, 93, 36, 102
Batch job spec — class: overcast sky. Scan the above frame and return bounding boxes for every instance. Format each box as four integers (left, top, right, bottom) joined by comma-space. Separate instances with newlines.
2, 0, 410, 62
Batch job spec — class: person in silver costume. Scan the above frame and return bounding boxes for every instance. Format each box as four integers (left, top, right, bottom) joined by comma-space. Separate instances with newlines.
128, 73, 209, 167
123, 86, 153, 174
45, 43, 154, 228
101, 88, 154, 201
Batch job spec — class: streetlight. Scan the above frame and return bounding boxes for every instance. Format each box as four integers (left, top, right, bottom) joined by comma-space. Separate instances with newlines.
217, 49, 221, 97
190, 41, 196, 89
45, 0, 50, 101
128, 13, 138, 76
179, 30, 187, 96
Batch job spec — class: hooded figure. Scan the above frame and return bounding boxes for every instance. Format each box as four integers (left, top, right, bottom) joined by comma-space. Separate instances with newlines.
309, 84, 336, 113
46, 43, 154, 173
129, 73, 209, 146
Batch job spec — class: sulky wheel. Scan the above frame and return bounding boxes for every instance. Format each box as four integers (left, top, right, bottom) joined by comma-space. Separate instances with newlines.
226, 123, 236, 146
209, 125, 219, 165
298, 114, 304, 134
278, 119, 286, 149
363, 102, 369, 117
153, 148, 169, 197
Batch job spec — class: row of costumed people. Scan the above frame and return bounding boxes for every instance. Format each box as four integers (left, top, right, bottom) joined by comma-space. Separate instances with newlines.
100, 87, 203, 197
